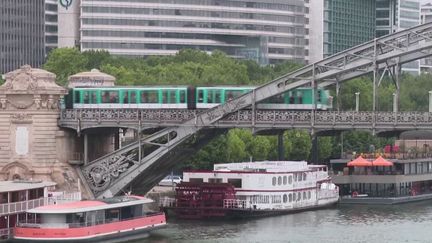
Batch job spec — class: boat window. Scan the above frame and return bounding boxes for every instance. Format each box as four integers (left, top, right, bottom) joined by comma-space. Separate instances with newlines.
272, 177, 276, 186
227, 179, 242, 188
297, 192, 301, 201
288, 175, 292, 184
66, 212, 85, 226
298, 174, 302, 182
303, 191, 306, 200
278, 176, 282, 185
105, 208, 120, 223
283, 194, 287, 203
303, 173, 307, 181
283, 176, 287, 185
293, 174, 297, 182
289, 193, 292, 202
189, 178, 203, 183
208, 178, 222, 183
293, 193, 296, 201
308, 191, 311, 199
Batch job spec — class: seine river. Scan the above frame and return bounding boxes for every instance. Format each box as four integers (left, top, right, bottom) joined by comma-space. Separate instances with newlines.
137, 201, 432, 243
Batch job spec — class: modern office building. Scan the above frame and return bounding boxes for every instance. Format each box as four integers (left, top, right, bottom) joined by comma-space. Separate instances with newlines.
45, 0, 59, 54
0, 0, 46, 75
420, 3, 432, 73
376, 0, 420, 74
79, 0, 308, 65
307, 0, 376, 63
58, 0, 80, 48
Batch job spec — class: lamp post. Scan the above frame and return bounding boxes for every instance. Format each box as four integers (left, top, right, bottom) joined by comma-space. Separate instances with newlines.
393, 93, 398, 112
429, 91, 432, 113
355, 92, 360, 112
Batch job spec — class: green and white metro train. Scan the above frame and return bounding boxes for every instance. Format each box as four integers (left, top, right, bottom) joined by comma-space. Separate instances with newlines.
64, 86, 333, 110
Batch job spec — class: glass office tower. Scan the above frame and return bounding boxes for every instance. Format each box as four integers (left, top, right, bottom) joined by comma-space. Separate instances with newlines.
80, 0, 308, 65
0, 0, 45, 74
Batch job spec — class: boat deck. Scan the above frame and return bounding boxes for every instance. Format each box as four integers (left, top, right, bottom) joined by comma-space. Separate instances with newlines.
339, 193, 432, 205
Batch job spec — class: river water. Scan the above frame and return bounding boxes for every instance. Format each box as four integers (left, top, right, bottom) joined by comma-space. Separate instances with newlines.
138, 201, 432, 243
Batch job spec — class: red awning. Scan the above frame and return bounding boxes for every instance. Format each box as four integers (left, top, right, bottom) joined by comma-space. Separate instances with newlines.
347, 156, 372, 167
372, 156, 394, 166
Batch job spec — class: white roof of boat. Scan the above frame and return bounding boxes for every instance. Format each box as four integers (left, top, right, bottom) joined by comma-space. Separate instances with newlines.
0, 180, 56, 193
27, 195, 153, 214
213, 161, 310, 172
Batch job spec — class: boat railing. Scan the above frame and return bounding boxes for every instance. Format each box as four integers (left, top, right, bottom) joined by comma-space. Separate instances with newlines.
0, 192, 81, 215
0, 228, 12, 239
223, 199, 248, 209
160, 196, 176, 207
17, 212, 165, 229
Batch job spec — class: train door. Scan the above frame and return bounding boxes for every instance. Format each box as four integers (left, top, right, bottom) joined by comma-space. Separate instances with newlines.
187, 86, 196, 109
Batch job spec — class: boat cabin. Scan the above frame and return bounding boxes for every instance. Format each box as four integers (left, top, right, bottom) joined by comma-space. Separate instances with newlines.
21, 196, 156, 228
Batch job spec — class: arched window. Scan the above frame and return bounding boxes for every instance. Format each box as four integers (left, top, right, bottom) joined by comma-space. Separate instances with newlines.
283, 194, 288, 203
303, 173, 307, 181
303, 191, 307, 200
272, 177, 276, 186
289, 193, 293, 202
283, 176, 287, 185
288, 175, 292, 184
293, 193, 296, 201
308, 191, 311, 199
278, 176, 282, 185
297, 192, 301, 201
298, 174, 302, 181
294, 173, 297, 182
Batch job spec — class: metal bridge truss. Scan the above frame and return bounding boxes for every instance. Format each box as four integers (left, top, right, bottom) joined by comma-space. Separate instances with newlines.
78, 23, 432, 198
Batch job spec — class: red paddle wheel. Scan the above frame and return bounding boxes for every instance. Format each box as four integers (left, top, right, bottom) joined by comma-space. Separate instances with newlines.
174, 182, 236, 219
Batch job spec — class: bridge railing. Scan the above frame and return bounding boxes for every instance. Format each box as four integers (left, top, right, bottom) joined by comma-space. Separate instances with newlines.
60, 109, 432, 128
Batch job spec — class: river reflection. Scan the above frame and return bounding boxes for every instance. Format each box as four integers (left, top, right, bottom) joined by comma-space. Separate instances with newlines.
137, 202, 432, 243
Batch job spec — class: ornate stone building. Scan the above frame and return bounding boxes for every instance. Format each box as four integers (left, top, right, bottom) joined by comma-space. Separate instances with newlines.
0, 65, 79, 191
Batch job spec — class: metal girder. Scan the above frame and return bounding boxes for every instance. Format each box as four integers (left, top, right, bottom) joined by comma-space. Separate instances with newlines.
79, 22, 432, 199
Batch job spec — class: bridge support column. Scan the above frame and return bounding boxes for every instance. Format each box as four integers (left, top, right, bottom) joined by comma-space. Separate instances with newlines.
311, 135, 318, 164
114, 130, 120, 150
278, 132, 285, 161
84, 133, 88, 165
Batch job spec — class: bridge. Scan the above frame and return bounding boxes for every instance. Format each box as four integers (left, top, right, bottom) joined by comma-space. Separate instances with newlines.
59, 22, 432, 199
61, 109, 432, 134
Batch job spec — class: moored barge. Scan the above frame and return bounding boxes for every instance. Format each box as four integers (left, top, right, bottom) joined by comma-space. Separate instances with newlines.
161, 161, 339, 219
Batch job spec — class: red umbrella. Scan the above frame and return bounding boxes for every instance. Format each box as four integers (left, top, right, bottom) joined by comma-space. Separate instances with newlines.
347, 156, 372, 167
372, 156, 394, 166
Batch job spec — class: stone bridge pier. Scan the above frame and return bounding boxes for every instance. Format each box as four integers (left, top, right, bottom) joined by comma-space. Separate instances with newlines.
0, 65, 91, 195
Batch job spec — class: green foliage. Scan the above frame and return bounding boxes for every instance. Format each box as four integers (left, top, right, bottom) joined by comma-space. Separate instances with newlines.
286, 130, 312, 160
43, 48, 87, 85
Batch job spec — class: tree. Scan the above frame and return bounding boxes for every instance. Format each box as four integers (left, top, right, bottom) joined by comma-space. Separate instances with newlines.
226, 130, 247, 162
286, 130, 311, 160
43, 48, 87, 85
83, 50, 111, 70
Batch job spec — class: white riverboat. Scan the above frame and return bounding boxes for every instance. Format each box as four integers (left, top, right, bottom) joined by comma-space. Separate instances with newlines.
162, 161, 339, 219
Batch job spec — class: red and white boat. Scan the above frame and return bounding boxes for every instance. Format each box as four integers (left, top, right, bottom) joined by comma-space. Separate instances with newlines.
162, 161, 339, 219
12, 195, 166, 242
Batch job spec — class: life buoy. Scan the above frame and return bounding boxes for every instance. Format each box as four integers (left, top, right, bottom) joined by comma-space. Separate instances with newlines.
352, 191, 359, 197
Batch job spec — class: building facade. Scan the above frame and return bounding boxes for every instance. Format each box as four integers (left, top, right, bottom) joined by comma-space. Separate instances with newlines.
80, 0, 308, 65
45, 0, 59, 54
0, 0, 45, 75
376, 0, 421, 74
420, 3, 432, 73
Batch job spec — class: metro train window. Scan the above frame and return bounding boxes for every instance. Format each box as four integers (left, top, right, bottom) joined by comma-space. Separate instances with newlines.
123, 91, 129, 103
215, 91, 222, 103
130, 91, 137, 103
226, 90, 242, 101
102, 91, 119, 103
74, 90, 81, 103
317, 90, 322, 102
179, 90, 186, 103
207, 90, 215, 103
83, 91, 90, 104
197, 90, 204, 102
141, 90, 158, 103
169, 90, 177, 103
